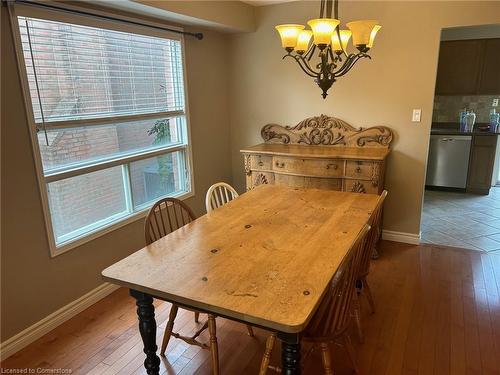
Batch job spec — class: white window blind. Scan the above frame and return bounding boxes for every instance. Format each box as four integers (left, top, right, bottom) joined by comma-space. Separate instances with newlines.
14, 11, 193, 254
19, 16, 185, 123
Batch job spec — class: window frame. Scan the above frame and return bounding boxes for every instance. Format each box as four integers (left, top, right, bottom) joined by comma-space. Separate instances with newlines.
9, 3, 195, 257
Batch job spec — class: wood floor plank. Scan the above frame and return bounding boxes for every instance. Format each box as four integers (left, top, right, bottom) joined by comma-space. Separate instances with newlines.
433, 249, 451, 375
463, 252, 483, 375
449, 248, 467, 375
3, 241, 500, 375
417, 246, 440, 375
385, 250, 418, 375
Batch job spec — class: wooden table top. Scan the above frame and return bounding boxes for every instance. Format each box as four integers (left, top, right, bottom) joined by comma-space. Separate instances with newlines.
240, 143, 390, 161
102, 185, 380, 333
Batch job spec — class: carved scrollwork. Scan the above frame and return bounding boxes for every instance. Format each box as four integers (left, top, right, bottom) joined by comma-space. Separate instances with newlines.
371, 163, 380, 187
244, 154, 251, 176
351, 181, 366, 193
261, 114, 393, 148
252, 173, 268, 189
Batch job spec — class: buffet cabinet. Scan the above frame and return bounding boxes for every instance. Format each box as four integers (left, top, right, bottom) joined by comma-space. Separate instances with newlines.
241, 115, 393, 194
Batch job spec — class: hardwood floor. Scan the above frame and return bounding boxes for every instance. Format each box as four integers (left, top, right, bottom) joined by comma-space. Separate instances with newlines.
2, 240, 500, 374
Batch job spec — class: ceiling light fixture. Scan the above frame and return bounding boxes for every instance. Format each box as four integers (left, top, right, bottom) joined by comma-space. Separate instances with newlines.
275, 0, 381, 98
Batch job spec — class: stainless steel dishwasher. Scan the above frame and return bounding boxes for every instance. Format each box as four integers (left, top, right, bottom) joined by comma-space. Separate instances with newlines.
425, 135, 472, 188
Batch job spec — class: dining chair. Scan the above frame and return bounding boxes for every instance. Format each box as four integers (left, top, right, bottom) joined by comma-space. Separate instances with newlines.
205, 182, 255, 337
144, 197, 220, 374
258, 224, 371, 375
205, 182, 239, 213
352, 190, 388, 343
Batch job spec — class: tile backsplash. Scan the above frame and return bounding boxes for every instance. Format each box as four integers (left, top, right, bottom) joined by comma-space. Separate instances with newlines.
433, 95, 499, 123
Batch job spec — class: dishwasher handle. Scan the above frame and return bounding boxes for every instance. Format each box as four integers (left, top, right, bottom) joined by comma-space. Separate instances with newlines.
437, 136, 472, 142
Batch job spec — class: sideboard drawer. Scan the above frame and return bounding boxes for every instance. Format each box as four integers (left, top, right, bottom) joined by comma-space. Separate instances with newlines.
274, 174, 342, 190
305, 177, 342, 190
250, 155, 272, 170
273, 156, 344, 177
345, 161, 374, 179
274, 174, 305, 187
344, 179, 378, 194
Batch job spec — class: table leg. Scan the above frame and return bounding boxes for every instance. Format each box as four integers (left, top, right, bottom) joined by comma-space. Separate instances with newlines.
278, 332, 301, 375
130, 289, 160, 375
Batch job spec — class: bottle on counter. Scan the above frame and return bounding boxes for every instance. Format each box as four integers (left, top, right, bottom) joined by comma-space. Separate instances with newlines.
490, 109, 500, 133
459, 108, 468, 132
465, 110, 476, 132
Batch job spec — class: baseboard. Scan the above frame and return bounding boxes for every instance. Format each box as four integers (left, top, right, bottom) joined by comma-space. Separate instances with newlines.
382, 229, 421, 245
0, 282, 120, 361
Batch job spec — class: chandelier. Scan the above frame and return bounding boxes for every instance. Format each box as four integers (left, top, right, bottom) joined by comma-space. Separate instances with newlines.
275, 0, 381, 98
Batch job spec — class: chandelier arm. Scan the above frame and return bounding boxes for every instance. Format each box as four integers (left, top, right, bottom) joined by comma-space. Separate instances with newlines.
328, 47, 336, 63
307, 44, 317, 62
331, 54, 358, 76
296, 56, 321, 77
284, 54, 319, 78
335, 54, 369, 78
320, 0, 324, 17
303, 43, 315, 61
296, 60, 320, 78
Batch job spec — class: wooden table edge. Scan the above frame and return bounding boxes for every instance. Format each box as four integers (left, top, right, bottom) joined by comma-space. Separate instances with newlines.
101, 274, 308, 334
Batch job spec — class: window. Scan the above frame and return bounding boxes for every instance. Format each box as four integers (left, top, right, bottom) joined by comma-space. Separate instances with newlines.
13, 9, 192, 254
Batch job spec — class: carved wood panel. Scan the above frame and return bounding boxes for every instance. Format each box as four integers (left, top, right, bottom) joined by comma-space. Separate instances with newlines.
243, 115, 390, 194
261, 114, 393, 148
351, 181, 367, 193
248, 172, 274, 191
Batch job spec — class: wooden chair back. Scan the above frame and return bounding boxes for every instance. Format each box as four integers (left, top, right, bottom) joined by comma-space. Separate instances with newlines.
358, 190, 388, 278
303, 224, 371, 340
144, 198, 196, 245
205, 182, 239, 213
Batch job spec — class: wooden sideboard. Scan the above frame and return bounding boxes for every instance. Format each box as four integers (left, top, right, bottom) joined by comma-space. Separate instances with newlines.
241, 115, 393, 194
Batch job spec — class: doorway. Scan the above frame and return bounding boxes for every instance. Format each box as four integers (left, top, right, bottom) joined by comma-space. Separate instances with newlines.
420, 24, 500, 252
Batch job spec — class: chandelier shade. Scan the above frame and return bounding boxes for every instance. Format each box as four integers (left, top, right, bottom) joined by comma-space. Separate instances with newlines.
346, 20, 379, 48
331, 29, 352, 52
274, 0, 381, 98
307, 18, 340, 46
368, 24, 382, 48
296, 30, 313, 53
275, 24, 305, 50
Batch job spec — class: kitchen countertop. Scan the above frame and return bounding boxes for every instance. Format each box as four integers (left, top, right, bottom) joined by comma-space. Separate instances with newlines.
431, 122, 498, 136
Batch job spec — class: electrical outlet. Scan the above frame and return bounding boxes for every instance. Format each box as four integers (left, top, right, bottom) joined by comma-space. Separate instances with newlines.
493, 99, 499, 107
412, 109, 422, 122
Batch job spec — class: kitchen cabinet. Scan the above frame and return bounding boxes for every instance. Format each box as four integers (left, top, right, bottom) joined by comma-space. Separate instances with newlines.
478, 38, 500, 95
467, 135, 498, 195
435, 38, 500, 95
435, 40, 483, 95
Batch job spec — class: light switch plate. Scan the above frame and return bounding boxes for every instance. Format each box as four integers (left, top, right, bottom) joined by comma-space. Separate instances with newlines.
493, 99, 499, 107
412, 109, 422, 122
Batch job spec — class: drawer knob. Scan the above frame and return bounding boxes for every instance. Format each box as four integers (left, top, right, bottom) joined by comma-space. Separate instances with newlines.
326, 163, 338, 170
275, 162, 285, 168
356, 167, 362, 173
258, 161, 264, 166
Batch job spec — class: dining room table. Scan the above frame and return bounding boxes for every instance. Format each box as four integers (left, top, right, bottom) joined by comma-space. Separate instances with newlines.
101, 184, 380, 374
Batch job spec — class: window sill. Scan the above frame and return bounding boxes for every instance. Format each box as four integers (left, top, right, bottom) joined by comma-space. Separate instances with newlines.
50, 190, 194, 257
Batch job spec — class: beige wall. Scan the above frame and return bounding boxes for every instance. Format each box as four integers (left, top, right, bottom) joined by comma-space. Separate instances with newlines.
228, 1, 500, 236
0, 7, 232, 341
